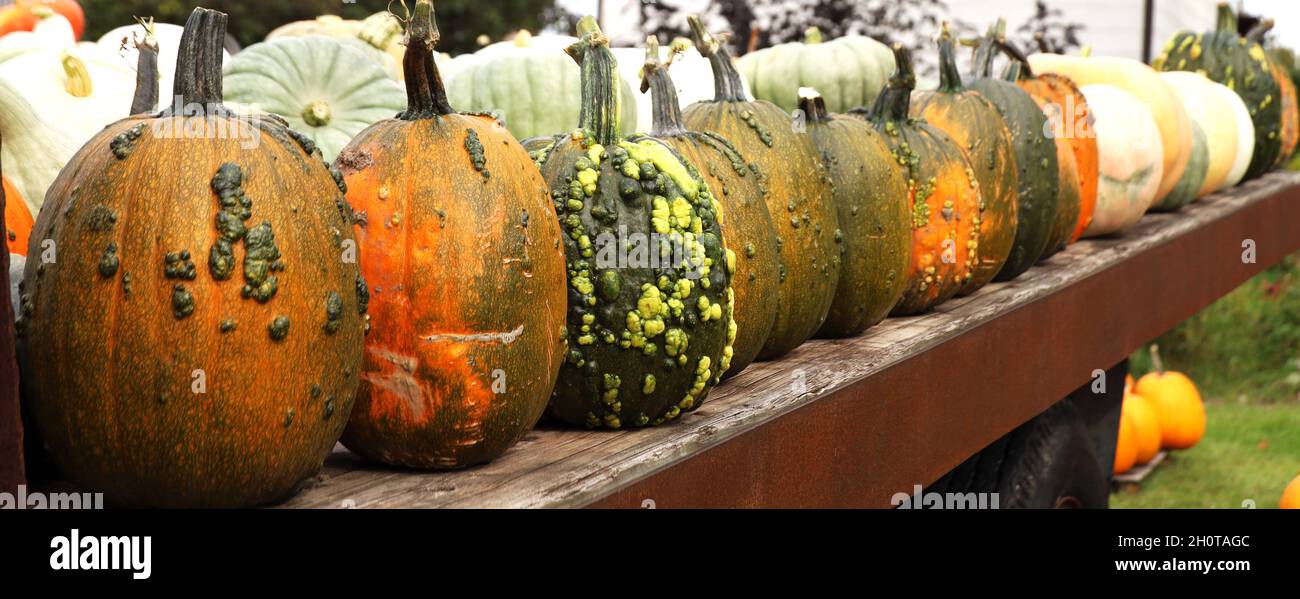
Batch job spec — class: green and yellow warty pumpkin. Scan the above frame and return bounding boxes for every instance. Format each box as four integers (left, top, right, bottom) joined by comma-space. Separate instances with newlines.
911, 25, 1017, 295
18, 7, 366, 507
1079, 84, 1163, 237
446, 30, 638, 141
800, 89, 910, 336
533, 18, 734, 428
859, 45, 981, 315
223, 36, 407, 163
639, 37, 777, 377
1153, 4, 1280, 180
738, 26, 894, 114
684, 16, 839, 359
966, 24, 1058, 282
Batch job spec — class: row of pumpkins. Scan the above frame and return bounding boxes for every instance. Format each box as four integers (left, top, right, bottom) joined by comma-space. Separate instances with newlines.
0, 0, 1296, 507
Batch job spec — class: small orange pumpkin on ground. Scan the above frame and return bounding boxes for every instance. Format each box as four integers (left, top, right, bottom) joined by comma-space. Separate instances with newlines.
1113, 408, 1138, 475
2, 175, 31, 255
1135, 345, 1206, 451
1124, 391, 1162, 465
1282, 476, 1300, 509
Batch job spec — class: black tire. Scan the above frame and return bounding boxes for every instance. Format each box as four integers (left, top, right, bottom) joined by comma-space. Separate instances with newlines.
931, 402, 1109, 508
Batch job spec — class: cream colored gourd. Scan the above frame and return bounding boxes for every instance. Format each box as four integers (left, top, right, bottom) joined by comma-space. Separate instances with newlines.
1214, 83, 1255, 190
0, 81, 79, 214
0, 37, 136, 146
0, 11, 76, 63
1080, 84, 1163, 237
1028, 52, 1190, 206
1158, 71, 1238, 196
223, 36, 406, 162
96, 21, 231, 111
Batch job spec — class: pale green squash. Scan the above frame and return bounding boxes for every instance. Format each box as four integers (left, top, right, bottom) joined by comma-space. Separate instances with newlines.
445, 33, 638, 140
737, 27, 894, 114
223, 36, 406, 162
1158, 121, 1209, 211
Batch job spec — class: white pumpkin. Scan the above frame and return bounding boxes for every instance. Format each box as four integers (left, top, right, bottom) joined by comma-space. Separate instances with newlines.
0, 38, 137, 146
0, 12, 76, 64
223, 36, 407, 162
96, 21, 232, 112
0, 82, 80, 214
612, 38, 752, 134
1080, 84, 1164, 238
1212, 82, 1256, 191
1158, 72, 1240, 196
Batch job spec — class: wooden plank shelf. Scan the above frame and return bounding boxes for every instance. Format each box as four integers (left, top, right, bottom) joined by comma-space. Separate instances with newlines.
279, 172, 1300, 509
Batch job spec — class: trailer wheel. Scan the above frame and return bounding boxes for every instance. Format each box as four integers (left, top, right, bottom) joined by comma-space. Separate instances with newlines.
931, 402, 1109, 509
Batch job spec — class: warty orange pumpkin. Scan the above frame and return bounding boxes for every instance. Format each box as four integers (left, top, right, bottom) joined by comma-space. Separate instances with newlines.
334, 1, 567, 468
858, 45, 981, 315
910, 24, 1017, 296
17, 7, 367, 507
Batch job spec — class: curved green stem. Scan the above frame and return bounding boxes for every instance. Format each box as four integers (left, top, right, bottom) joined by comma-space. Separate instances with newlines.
936, 23, 964, 94
567, 15, 622, 145
1216, 3, 1237, 35
865, 44, 916, 125
642, 36, 687, 137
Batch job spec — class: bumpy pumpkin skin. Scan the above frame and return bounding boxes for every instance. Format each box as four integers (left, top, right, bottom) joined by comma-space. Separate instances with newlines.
3, 175, 30, 255
1003, 46, 1097, 251
968, 28, 1059, 281
335, 2, 567, 468
801, 93, 910, 337
861, 46, 980, 315
17, 9, 366, 508
537, 19, 734, 429
684, 17, 839, 359
1153, 5, 1281, 180
641, 39, 778, 376
911, 30, 1017, 295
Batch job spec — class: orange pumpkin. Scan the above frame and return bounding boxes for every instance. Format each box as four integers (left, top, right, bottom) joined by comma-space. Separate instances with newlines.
1004, 44, 1098, 246
1271, 62, 1300, 167
1282, 476, 1300, 509
2, 175, 31, 256
1113, 408, 1138, 475
1124, 391, 1162, 465
1135, 346, 1206, 450
335, 1, 567, 467
0, 0, 84, 39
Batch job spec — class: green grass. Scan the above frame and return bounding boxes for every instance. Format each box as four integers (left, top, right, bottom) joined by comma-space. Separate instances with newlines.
1116, 252, 1300, 508
1111, 400, 1300, 509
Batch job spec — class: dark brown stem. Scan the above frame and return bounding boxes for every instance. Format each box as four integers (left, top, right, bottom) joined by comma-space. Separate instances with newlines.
1246, 18, 1274, 42
689, 16, 747, 102
163, 8, 229, 117
999, 39, 1035, 82
130, 20, 159, 115
865, 44, 916, 125
970, 19, 1007, 79
642, 37, 687, 137
798, 89, 830, 123
399, 0, 455, 120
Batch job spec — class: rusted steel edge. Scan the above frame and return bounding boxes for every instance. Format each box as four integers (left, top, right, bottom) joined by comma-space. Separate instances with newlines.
587, 178, 1300, 508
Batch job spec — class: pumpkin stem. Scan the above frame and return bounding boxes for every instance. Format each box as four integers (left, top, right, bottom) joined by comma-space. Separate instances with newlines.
642, 36, 688, 137
797, 88, 831, 123
999, 39, 1035, 82
936, 22, 966, 94
567, 16, 622, 146
970, 19, 1007, 79
1149, 344, 1165, 374
1216, 3, 1238, 35
164, 7, 229, 117
804, 26, 824, 45
1034, 31, 1052, 54
1245, 18, 1275, 42
688, 16, 747, 103
864, 44, 916, 125
60, 52, 93, 98
130, 18, 160, 115
399, 0, 454, 120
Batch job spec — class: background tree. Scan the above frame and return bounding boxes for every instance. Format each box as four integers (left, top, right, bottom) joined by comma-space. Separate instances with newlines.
1014, 0, 1084, 54
81, 0, 561, 54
